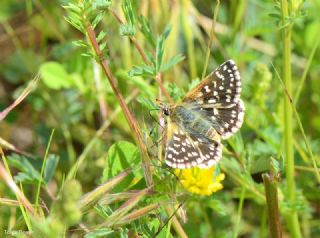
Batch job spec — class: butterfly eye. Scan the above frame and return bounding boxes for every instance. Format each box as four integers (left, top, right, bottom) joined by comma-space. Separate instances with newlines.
164, 108, 170, 116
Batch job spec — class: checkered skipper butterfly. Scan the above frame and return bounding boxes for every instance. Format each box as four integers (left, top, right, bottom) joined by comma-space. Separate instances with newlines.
160, 60, 244, 169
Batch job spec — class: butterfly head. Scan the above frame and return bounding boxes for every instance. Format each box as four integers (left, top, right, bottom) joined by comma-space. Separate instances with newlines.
156, 99, 173, 116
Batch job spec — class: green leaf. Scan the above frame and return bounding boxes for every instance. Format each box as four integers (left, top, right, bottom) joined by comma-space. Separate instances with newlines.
94, 204, 113, 219
7, 154, 41, 184
187, 78, 201, 91
92, 13, 105, 29
84, 228, 114, 237
122, 0, 136, 25
44, 154, 59, 184
101, 141, 142, 191
168, 83, 185, 101
96, 31, 106, 43
93, 0, 112, 10
162, 25, 171, 40
160, 54, 185, 72
120, 24, 136, 36
207, 199, 227, 216
120, 0, 136, 36
40, 62, 73, 89
99, 42, 107, 51
103, 141, 140, 178
129, 77, 155, 98
156, 25, 172, 72
136, 97, 158, 111
138, 15, 156, 47
128, 64, 155, 77
72, 39, 88, 48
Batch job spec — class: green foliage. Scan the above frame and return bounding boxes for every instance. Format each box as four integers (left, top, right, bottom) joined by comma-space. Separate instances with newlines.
7, 154, 42, 184
40, 62, 74, 89
53, 180, 82, 225
84, 228, 114, 238
1, 0, 320, 237
6, 154, 58, 185
102, 141, 143, 191
168, 83, 185, 101
129, 26, 185, 77
31, 180, 82, 237
138, 15, 156, 47
43, 154, 59, 184
120, 0, 136, 36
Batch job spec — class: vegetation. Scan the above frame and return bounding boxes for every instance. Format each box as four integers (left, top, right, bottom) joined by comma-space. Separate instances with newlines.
0, 0, 319, 237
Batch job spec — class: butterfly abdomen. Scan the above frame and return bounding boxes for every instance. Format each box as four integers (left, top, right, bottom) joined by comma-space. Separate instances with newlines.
172, 105, 214, 139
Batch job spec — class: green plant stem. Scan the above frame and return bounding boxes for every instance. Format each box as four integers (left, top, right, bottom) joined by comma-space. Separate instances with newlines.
181, 0, 197, 79
272, 63, 320, 182
35, 129, 55, 210
262, 173, 282, 238
201, 0, 220, 79
294, 26, 320, 104
85, 24, 153, 187
231, 0, 246, 37
260, 207, 268, 238
279, 1, 301, 237
233, 187, 245, 238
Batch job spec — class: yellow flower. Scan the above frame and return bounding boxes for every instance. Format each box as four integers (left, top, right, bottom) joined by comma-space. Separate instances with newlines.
175, 166, 225, 196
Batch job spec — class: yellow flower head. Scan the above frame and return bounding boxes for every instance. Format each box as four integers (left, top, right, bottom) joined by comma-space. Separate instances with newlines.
175, 166, 225, 196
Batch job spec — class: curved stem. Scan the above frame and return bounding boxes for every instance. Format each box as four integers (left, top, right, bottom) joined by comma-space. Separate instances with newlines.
84, 24, 153, 186
280, 1, 301, 237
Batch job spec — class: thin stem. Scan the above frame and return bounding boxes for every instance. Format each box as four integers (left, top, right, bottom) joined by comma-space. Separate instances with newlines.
35, 129, 55, 210
201, 0, 220, 79
0, 75, 40, 122
165, 206, 188, 238
0, 137, 34, 158
279, 1, 301, 237
294, 27, 320, 104
263, 173, 282, 238
231, 0, 246, 37
181, 0, 197, 79
19, 183, 33, 231
233, 187, 245, 238
85, 24, 153, 186
0, 148, 36, 216
272, 63, 320, 182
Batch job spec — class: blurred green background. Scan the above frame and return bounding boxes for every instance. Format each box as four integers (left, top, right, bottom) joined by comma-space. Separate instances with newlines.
0, 0, 319, 237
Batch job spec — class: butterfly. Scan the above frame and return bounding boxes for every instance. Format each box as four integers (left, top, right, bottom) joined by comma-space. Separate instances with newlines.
160, 60, 244, 169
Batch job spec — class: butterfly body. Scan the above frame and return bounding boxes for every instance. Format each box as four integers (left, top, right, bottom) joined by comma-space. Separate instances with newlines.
161, 60, 244, 169
170, 103, 221, 142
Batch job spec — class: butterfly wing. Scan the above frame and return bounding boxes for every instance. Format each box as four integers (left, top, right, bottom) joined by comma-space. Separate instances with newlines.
165, 120, 222, 169
183, 60, 244, 139
184, 60, 241, 106
201, 99, 244, 139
